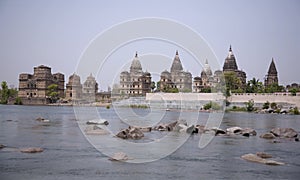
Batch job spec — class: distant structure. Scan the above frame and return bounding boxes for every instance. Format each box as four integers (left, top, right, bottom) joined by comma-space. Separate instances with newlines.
119, 52, 152, 96
65, 73, 82, 101
18, 65, 64, 104
223, 45, 247, 88
193, 59, 214, 92
264, 58, 278, 87
160, 51, 192, 92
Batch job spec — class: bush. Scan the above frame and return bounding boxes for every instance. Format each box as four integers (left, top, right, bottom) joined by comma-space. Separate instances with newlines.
270, 102, 277, 109
106, 105, 110, 109
262, 101, 270, 109
293, 107, 299, 115
203, 101, 221, 110
245, 99, 255, 112
14, 97, 23, 105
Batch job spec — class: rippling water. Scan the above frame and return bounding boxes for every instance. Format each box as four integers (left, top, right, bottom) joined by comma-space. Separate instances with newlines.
0, 105, 300, 179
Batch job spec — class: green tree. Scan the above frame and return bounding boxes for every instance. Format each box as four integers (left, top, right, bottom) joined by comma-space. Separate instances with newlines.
246, 78, 264, 93
262, 101, 270, 109
151, 81, 156, 92
270, 102, 277, 109
245, 99, 255, 112
156, 81, 161, 92
224, 72, 244, 96
289, 88, 298, 96
47, 84, 59, 103
0, 81, 9, 104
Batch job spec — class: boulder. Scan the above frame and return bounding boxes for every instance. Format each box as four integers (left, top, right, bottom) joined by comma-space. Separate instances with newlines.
129, 126, 151, 132
116, 127, 144, 140
128, 127, 144, 139
241, 128, 257, 136
20, 147, 44, 153
109, 152, 129, 161
195, 125, 206, 134
226, 127, 243, 134
270, 128, 298, 138
116, 129, 129, 139
86, 119, 109, 125
260, 133, 276, 139
0, 144, 6, 149
36, 117, 50, 123
210, 127, 226, 136
85, 125, 109, 135
256, 152, 272, 159
241, 153, 284, 165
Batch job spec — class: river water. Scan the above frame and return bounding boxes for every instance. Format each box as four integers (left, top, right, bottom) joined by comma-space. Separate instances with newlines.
0, 105, 299, 180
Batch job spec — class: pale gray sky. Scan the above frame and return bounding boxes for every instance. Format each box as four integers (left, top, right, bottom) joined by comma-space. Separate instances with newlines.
0, 0, 299, 90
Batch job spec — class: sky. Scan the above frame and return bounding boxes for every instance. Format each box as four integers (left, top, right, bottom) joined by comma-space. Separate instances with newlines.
0, 0, 299, 90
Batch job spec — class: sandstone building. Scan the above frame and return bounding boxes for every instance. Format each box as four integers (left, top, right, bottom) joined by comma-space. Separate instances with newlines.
119, 52, 152, 96
264, 58, 278, 87
193, 60, 214, 92
18, 65, 64, 104
65, 73, 82, 101
223, 45, 247, 88
160, 51, 192, 92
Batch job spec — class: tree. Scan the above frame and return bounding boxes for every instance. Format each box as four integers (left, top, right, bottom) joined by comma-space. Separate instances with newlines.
224, 72, 244, 96
289, 88, 298, 96
0, 81, 9, 104
246, 78, 264, 93
156, 81, 161, 92
262, 101, 270, 109
270, 102, 277, 109
151, 81, 156, 92
47, 84, 59, 103
245, 99, 255, 112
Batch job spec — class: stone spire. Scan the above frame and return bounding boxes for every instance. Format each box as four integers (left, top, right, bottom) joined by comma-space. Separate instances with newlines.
265, 58, 278, 86
202, 59, 212, 76
268, 58, 277, 75
223, 45, 238, 71
130, 51, 142, 73
171, 50, 183, 73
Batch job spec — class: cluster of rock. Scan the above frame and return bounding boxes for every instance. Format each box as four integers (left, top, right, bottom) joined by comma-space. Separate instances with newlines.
116, 126, 146, 140
260, 128, 299, 142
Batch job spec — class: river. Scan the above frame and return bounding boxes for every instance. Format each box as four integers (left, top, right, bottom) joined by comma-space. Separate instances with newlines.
0, 105, 299, 179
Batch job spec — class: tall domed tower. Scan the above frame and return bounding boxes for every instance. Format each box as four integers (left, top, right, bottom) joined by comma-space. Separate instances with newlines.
223, 45, 238, 71
159, 50, 192, 92
222, 45, 247, 89
119, 52, 152, 96
264, 58, 278, 87
170, 50, 183, 74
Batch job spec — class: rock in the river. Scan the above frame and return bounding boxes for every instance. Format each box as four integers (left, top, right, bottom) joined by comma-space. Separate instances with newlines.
210, 127, 226, 136
270, 128, 298, 138
226, 127, 243, 134
116, 129, 130, 139
85, 125, 109, 135
0, 144, 6, 149
128, 127, 144, 139
20, 147, 44, 153
195, 125, 206, 134
241, 153, 284, 165
36, 117, 50, 122
256, 152, 272, 159
86, 119, 109, 125
116, 127, 144, 140
260, 133, 276, 139
109, 152, 129, 161
241, 128, 257, 136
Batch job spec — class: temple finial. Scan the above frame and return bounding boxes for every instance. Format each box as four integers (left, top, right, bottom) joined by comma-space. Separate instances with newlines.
229, 45, 232, 52
135, 51, 138, 58
205, 59, 208, 64
176, 50, 178, 55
